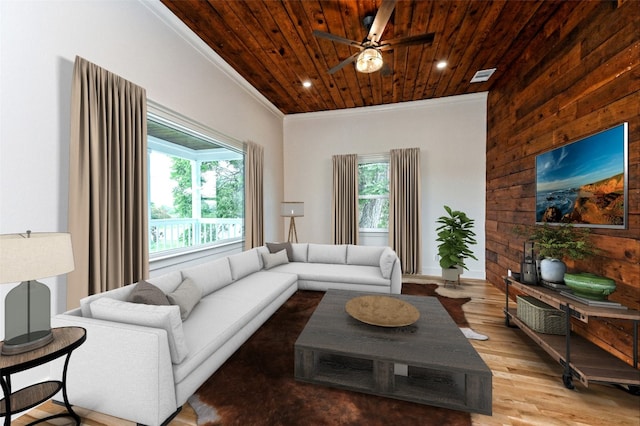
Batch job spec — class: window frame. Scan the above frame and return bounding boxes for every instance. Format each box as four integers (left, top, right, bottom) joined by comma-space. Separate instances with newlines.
358, 153, 390, 233
147, 101, 245, 259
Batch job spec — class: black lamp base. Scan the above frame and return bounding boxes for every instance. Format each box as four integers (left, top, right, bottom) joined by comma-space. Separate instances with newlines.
1, 329, 54, 355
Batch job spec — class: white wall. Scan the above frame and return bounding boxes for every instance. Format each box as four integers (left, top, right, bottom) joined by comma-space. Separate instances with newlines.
0, 0, 284, 331
283, 93, 487, 278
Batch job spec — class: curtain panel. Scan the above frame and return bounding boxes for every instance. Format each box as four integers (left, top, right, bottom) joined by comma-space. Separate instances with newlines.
67, 56, 148, 308
332, 154, 359, 245
389, 148, 422, 274
244, 141, 264, 250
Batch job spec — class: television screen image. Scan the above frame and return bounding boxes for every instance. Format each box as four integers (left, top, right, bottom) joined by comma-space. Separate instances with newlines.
535, 122, 628, 229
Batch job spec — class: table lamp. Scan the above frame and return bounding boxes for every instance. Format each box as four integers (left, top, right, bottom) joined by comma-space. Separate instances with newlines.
280, 202, 304, 243
0, 231, 74, 355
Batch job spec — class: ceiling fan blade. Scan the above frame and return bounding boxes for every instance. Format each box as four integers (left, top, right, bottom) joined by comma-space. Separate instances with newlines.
368, 0, 397, 43
312, 30, 363, 49
327, 51, 360, 74
378, 33, 435, 51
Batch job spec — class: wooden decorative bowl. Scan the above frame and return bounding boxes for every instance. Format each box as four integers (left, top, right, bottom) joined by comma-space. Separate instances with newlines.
345, 295, 420, 327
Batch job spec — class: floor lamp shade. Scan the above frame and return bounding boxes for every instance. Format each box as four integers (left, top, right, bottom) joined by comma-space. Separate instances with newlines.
281, 202, 304, 243
280, 202, 304, 218
0, 231, 74, 354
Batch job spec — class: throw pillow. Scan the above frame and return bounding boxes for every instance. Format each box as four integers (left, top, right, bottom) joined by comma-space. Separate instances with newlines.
167, 278, 202, 321
266, 242, 293, 261
379, 247, 397, 279
90, 298, 188, 364
262, 249, 289, 270
127, 280, 170, 306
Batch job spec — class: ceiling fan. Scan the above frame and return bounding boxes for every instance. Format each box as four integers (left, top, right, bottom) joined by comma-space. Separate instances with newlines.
312, 0, 435, 74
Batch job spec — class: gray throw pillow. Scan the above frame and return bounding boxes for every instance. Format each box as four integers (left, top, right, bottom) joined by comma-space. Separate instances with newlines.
266, 242, 293, 261
127, 280, 170, 306
262, 249, 289, 270
167, 278, 202, 321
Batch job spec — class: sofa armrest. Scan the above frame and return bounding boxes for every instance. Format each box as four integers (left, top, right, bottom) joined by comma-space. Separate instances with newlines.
390, 258, 402, 294
51, 314, 177, 426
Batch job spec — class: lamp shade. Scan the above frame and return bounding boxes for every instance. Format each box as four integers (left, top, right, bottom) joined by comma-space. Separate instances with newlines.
356, 48, 383, 73
280, 202, 304, 218
0, 232, 75, 284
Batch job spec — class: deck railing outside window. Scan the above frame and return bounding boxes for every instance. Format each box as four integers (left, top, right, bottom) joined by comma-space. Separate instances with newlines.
149, 218, 243, 253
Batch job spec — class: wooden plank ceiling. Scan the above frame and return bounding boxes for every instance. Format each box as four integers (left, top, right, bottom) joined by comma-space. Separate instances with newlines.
160, 0, 567, 115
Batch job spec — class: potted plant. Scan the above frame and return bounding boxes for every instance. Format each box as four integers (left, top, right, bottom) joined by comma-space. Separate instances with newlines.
513, 223, 597, 283
436, 206, 478, 283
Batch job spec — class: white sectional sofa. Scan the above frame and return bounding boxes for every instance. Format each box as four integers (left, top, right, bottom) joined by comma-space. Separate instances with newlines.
51, 243, 401, 426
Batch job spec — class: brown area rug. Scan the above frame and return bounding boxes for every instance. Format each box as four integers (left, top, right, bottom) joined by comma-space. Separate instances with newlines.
190, 284, 472, 426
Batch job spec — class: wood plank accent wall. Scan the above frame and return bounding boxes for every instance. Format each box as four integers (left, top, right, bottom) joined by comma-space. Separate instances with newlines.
486, 0, 639, 367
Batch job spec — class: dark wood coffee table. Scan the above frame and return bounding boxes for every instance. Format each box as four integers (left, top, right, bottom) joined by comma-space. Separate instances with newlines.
294, 290, 492, 415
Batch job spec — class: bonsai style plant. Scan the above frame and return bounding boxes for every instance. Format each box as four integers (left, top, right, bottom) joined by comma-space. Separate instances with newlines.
513, 223, 597, 283
436, 205, 478, 282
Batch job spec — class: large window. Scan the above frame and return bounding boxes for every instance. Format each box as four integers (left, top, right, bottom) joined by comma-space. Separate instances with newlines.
358, 156, 389, 232
148, 108, 244, 256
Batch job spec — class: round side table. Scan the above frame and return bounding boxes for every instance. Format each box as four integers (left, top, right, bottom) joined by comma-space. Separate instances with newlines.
0, 326, 86, 425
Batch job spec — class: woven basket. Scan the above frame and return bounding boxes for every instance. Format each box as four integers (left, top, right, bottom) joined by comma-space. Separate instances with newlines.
517, 296, 567, 335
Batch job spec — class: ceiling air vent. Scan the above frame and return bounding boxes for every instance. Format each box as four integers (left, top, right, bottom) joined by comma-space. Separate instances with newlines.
470, 68, 496, 83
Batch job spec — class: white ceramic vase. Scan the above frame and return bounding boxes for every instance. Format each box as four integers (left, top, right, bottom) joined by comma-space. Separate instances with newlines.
539, 258, 567, 283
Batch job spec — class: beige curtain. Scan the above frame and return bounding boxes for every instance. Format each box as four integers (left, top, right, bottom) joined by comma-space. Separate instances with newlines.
332, 154, 359, 245
244, 141, 264, 249
389, 148, 422, 274
67, 56, 148, 308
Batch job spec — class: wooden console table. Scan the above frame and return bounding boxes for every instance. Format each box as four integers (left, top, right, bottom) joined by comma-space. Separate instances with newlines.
0, 327, 86, 425
503, 277, 640, 391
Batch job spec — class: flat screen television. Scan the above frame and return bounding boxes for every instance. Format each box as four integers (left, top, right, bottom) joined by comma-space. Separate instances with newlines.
535, 122, 628, 229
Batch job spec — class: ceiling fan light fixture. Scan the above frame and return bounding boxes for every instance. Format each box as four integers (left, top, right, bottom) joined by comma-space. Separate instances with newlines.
356, 48, 383, 73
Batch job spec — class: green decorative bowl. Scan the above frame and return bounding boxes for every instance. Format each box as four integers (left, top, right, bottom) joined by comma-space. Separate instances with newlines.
564, 273, 616, 300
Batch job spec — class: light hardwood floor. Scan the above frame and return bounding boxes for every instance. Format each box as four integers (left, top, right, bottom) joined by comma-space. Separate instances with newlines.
11, 279, 640, 425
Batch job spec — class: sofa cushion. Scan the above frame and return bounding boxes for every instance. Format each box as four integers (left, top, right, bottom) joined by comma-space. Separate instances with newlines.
79, 271, 184, 318
127, 280, 170, 306
174, 271, 297, 384
90, 298, 189, 364
167, 278, 202, 320
227, 249, 262, 281
346, 245, 386, 267
380, 247, 397, 279
307, 243, 346, 264
181, 257, 232, 297
80, 285, 134, 318
266, 242, 293, 261
291, 243, 308, 262
262, 249, 289, 270
270, 262, 389, 286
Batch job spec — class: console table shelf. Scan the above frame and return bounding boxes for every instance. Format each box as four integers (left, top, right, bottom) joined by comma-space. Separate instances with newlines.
503, 277, 640, 391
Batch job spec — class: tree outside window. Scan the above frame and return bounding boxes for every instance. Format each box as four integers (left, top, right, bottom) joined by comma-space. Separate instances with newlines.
358, 161, 389, 231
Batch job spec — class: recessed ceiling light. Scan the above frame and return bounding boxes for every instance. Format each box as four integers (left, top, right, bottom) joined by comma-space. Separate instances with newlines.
436, 61, 447, 70
302, 81, 312, 88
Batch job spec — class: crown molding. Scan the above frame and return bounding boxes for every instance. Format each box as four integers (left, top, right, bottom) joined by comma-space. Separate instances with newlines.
142, 0, 284, 120
284, 92, 488, 123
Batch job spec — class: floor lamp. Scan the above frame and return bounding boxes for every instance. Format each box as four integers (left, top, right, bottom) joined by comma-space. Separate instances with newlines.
281, 202, 304, 243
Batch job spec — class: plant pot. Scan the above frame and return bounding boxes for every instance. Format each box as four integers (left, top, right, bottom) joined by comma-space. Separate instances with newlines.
442, 266, 462, 282
539, 258, 566, 283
